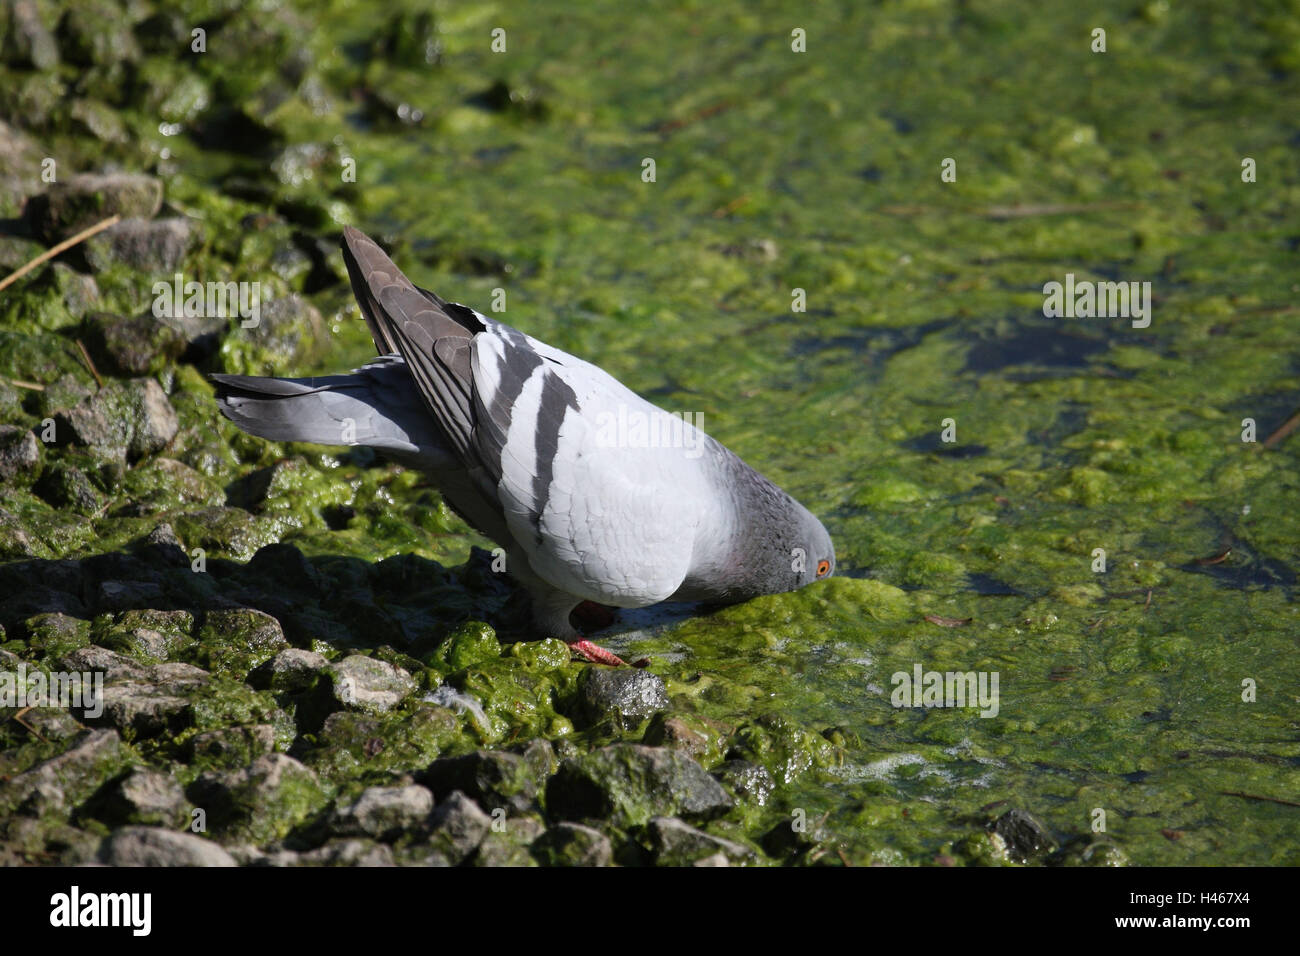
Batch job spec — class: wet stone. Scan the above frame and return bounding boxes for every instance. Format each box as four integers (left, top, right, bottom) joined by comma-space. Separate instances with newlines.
710, 759, 776, 806
546, 744, 735, 828
188, 754, 327, 846
55, 377, 179, 463
0, 729, 124, 819
81, 311, 187, 377
989, 809, 1058, 863
577, 667, 669, 729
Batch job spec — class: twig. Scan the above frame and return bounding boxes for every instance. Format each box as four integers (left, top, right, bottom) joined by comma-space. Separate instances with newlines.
75, 339, 103, 389
0, 376, 45, 391
1263, 409, 1300, 449
0, 214, 121, 293
1220, 790, 1300, 809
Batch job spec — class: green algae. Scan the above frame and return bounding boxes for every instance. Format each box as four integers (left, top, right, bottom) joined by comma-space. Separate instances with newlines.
0, 0, 1297, 865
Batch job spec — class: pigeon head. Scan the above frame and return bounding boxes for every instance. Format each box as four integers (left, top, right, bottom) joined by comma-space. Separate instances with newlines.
682, 446, 836, 603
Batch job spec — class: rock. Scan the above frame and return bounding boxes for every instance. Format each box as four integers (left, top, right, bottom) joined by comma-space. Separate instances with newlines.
577, 667, 668, 728
643, 712, 727, 764
989, 809, 1058, 862
94, 578, 167, 612
67, 97, 128, 145
26, 173, 163, 244
171, 506, 278, 561
299, 839, 395, 867
328, 655, 416, 714
0, 426, 41, 484
250, 648, 329, 693
711, 759, 776, 806
1053, 834, 1130, 867
35, 460, 104, 515
60, 644, 209, 735
85, 217, 195, 273
530, 822, 613, 867
4, 2, 60, 71
99, 827, 236, 867
185, 725, 276, 768
330, 785, 433, 841
94, 767, 187, 827
0, 729, 124, 818
0, 506, 48, 559
646, 816, 755, 866
470, 815, 545, 867
547, 744, 735, 828
301, 705, 460, 780
80, 311, 187, 377
197, 607, 289, 679
421, 748, 542, 814
189, 754, 327, 846
36, 373, 93, 418
56, 378, 178, 463
22, 611, 90, 657
95, 608, 195, 662
423, 790, 491, 864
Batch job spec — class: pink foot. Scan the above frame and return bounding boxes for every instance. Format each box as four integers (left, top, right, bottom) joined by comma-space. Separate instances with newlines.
568, 639, 628, 667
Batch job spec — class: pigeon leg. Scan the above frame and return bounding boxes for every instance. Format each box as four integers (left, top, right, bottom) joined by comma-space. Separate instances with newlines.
572, 600, 617, 631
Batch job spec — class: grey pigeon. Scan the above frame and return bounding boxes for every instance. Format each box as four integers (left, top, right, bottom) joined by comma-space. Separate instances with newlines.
213, 227, 834, 664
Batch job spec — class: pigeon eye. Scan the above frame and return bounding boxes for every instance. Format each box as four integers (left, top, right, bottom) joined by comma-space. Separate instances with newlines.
816, 559, 830, 577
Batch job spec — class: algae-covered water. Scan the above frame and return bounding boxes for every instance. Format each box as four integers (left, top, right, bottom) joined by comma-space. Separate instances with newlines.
2, 0, 1299, 865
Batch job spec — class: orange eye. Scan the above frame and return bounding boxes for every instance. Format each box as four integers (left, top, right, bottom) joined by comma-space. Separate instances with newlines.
816, 559, 830, 577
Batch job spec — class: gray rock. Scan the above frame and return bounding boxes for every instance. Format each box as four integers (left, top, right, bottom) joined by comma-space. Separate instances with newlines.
34, 461, 103, 515
577, 667, 668, 728
99, 826, 236, 867
27, 173, 163, 244
531, 822, 613, 867
0, 426, 41, 484
197, 607, 289, 678
186, 725, 276, 767
647, 816, 755, 866
0, 729, 124, 818
546, 744, 735, 828
96, 767, 187, 827
328, 655, 416, 714
711, 759, 776, 806
421, 748, 541, 814
989, 809, 1057, 862
81, 311, 187, 377
188, 754, 327, 845
56, 378, 179, 462
330, 784, 433, 841
299, 839, 395, 867
251, 648, 329, 693
85, 217, 195, 273
424, 790, 491, 864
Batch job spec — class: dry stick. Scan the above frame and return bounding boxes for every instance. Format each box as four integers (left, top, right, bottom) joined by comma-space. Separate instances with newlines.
75, 338, 103, 389
0, 377, 45, 391
0, 214, 121, 294
1220, 790, 1300, 809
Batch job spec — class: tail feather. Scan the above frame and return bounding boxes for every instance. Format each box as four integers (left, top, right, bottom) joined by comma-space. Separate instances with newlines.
211, 366, 446, 464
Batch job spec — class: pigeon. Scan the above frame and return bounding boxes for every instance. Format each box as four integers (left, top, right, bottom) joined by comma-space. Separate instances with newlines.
213, 226, 834, 665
